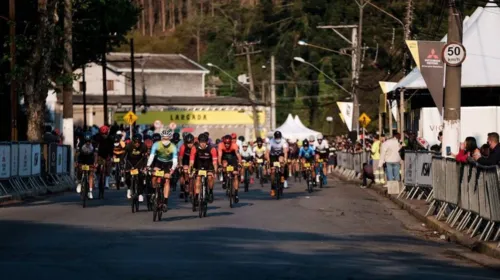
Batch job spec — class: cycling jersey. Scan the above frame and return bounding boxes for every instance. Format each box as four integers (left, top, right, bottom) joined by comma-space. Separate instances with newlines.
315, 140, 329, 160
179, 143, 194, 166
190, 145, 218, 171
113, 141, 126, 156
288, 143, 299, 159
77, 142, 95, 165
147, 141, 178, 170
218, 142, 239, 167
253, 145, 266, 158
240, 147, 253, 161
299, 146, 315, 160
125, 143, 147, 168
93, 134, 114, 159
268, 138, 288, 157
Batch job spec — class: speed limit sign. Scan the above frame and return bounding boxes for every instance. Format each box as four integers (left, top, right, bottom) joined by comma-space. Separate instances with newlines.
442, 42, 466, 66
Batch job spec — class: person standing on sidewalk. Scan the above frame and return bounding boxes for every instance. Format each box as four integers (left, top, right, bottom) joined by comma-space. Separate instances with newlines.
379, 133, 402, 183
371, 134, 386, 185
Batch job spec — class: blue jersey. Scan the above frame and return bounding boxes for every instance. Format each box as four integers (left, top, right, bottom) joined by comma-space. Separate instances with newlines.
299, 146, 315, 159
150, 141, 178, 163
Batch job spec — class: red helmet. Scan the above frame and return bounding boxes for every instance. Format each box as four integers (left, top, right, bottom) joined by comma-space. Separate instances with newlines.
231, 133, 237, 139
223, 135, 232, 144
99, 125, 109, 135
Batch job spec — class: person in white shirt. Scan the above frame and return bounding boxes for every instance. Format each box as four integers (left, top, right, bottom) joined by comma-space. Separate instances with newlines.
379, 133, 402, 182
240, 142, 254, 184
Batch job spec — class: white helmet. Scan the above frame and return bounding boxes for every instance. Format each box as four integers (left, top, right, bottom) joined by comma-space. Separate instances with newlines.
317, 133, 324, 140
242, 141, 249, 147
308, 135, 315, 142
116, 130, 123, 135
289, 138, 296, 144
161, 129, 173, 139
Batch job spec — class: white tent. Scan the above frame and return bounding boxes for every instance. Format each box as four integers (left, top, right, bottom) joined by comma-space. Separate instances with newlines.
273, 114, 321, 140
395, 3, 500, 89
294, 115, 322, 139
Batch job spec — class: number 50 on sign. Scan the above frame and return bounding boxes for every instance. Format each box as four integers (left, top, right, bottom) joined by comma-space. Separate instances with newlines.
442, 42, 466, 67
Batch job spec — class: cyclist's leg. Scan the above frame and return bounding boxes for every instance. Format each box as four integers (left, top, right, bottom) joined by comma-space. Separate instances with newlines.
195, 175, 201, 195
89, 167, 94, 190
125, 170, 132, 198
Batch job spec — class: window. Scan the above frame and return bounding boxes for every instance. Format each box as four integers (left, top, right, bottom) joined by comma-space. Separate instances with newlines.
106, 80, 114, 91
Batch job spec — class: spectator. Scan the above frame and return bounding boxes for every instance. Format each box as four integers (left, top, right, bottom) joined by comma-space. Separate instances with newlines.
43, 125, 59, 144
371, 134, 385, 184
454, 137, 479, 163
480, 144, 490, 158
430, 131, 443, 153
379, 132, 402, 182
475, 132, 500, 165
360, 163, 375, 189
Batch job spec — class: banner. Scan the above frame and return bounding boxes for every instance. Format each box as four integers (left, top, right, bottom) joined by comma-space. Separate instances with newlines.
416, 152, 433, 186
378, 82, 397, 114
49, 144, 58, 174
31, 144, 41, 176
11, 143, 18, 177
0, 144, 10, 179
339, 113, 345, 124
406, 40, 445, 114
62, 146, 68, 174
56, 146, 63, 174
387, 100, 399, 123
18, 143, 32, 177
404, 152, 418, 186
337, 102, 353, 131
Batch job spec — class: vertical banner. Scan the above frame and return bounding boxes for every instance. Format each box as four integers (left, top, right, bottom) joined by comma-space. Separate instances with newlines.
49, 143, 58, 174
404, 152, 417, 186
406, 40, 445, 114
18, 143, 32, 177
0, 143, 11, 179
336, 102, 354, 131
11, 143, 18, 177
416, 152, 433, 186
62, 146, 68, 174
56, 145, 63, 174
31, 143, 41, 176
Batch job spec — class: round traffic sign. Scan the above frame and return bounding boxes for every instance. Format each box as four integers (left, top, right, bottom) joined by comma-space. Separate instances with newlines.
442, 42, 466, 66
169, 122, 177, 130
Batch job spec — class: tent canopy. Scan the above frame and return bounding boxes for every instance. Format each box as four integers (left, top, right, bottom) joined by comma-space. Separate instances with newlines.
273, 114, 321, 140
395, 3, 500, 90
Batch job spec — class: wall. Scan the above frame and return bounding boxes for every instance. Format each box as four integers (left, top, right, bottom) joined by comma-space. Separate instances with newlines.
73, 63, 126, 96
127, 72, 204, 97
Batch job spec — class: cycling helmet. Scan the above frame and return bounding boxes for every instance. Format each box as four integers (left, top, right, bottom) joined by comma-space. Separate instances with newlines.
308, 135, 315, 142
317, 133, 324, 140
173, 132, 180, 141
161, 129, 173, 139
215, 139, 221, 145
256, 137, 263, 143
113, 134, 122, 142
274, 131, 282, 139
116, 130, 123, 136
132, 133, 143, 143
198, 133, 209, 143
152, 133, 161, 142
223, 135, 232, 144
303, 139, 310, 147
99, 125, 109, 135
242, 141, 248, 147
184, 133, 194, 143
147, 130, 154, 137
238, 136, 245, 142
83, 133, 92, 142
289, 138, 296, 144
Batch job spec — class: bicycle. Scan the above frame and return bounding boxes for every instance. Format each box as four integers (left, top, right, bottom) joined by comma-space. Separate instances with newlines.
180, 167, 190, 203
128, 168, 141, 213
152, 169, 166, 222
242, 161, 251, 192
112, 157, 124, 190
256, 158, 265, 188
96, 160, 108, 199
316, 159, 326, 189
304, 162, 314, 193
293, 159, 302, 183
143, 169, 154, 211
80, 164, 91, 208
223, 165, 236, 208
272, 161, 284, 200
196, 169, 209, 218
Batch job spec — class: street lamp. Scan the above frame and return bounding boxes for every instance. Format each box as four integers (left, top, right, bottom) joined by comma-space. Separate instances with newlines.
206, 63, 252, 93
297, 40, 351, 56
326, 116, 333, 135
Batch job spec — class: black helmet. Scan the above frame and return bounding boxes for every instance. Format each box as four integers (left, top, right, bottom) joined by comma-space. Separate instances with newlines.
113, 134, 122, 142
215, 139, 221, 145
132, 134, 143, 143
303, 139, 309, 147
84, 133, 92, 142
256, 137, 263, 143
173, 132, 180, 141
184, 133, 194, 143
238, 136, 245, 142
274, 131, 282, 139
198, 133, 209, 143
152, 133, 161, 142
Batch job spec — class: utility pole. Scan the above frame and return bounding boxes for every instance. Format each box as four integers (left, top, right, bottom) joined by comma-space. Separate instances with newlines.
398, 0, 414, 135
82, 65, 87, 128
63, 0, 74, 177
442, 0, 462, 156
271, 55, 276, 131
9, 0, 17, 141
102, 43, 108, 125
235, 41, 261, 138
130, 39, 136, 114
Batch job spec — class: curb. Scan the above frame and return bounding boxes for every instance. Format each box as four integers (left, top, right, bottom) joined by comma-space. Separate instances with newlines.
331, 169, 500, 264
0, 187, 71, 207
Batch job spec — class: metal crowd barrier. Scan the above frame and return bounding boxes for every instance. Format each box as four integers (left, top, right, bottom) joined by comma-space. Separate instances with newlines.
0, 142, 74, 200
426, 157, 500, 244
398, 151, 434, 201
335, 151, 371, 180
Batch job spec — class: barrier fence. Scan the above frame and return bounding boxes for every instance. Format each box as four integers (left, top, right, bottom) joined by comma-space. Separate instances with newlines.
336, 151, 371, 180
399, 151, 434, 201
0, 142, 74, 200
426, 157, 500, 244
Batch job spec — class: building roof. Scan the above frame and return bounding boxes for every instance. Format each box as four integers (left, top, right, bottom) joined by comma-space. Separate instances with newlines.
395, 3, 500, 90
106, 53, 209, 74
58, 94, 266, 106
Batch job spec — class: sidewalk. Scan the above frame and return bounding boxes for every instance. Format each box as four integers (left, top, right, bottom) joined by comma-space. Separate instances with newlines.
331, 168, 500, 262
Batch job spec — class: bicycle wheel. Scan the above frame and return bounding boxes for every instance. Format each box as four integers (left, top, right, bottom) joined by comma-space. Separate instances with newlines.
259, 167, 264, 188
307, 171, 313, 193
157, 186, 164, 221
99, 166, 105, 199
115, 165, 121, 190
228, 176, 233, 208
198, 178, 205, 218
244, 169, 249, 192
276, 171, 281, 200
203, 178, 208, 217
81, 174, 88, 208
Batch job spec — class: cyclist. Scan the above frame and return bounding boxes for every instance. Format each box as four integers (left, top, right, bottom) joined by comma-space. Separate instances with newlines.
266, 131, 289, 196
146, 129, 178, 211
315, 134, 329, 185
239, 141, 254, 184
288, 138, 299, 179
76, 133, 95, 199
253, 137, 267, 179
218, 135, 242, 203
189, 133, 218, 204
112, 133, 127, 190
178, 133, 195, 199
125, 134, 148, 201
299, 139, 316, 184
152, 133, 161, 143
93, 125, 114, 194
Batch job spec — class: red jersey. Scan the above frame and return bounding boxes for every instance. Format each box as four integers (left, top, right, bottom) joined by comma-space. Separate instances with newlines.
218, 142, 239, 155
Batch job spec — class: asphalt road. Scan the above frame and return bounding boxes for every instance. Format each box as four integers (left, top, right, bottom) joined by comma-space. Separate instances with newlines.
1, 176, 499, 280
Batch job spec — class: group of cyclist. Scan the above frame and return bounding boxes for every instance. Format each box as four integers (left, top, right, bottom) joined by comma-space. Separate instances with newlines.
75, 124, 330, 212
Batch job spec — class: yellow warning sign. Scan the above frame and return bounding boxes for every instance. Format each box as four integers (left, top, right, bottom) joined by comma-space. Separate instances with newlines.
359, 113, 371, 128
123, 111, 138, 125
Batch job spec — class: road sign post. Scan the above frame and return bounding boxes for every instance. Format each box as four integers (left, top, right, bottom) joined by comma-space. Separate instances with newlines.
359, 113, 371, 148
123, 111, 138, 125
